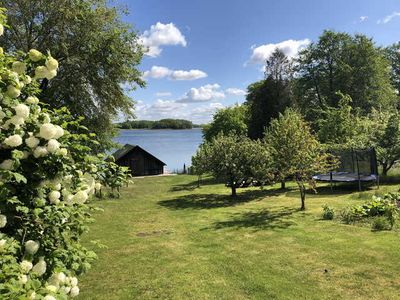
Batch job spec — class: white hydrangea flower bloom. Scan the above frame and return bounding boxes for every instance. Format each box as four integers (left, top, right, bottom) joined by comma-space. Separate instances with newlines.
0, 239, 6, 248
32, 257, 46, 276
0, 24, 4, 36
34, 66, 48, 79
65, 194, 74, 206
54, 125, 64, 139
26, 96, 39, 105
46, 139, 60, 153
6, 85, 21, 98
70, 276, 78, 287
39, 123, 57, 140
33, 146, 48, 158
0, 159, 14, 170
12, 61, 27, 75
28, 49, 43, 62
95, 182, 102, 191
61, 286, 71, 294
19, 274, 28, 284
43, 296, 56, 300
45, 69, 57, 80
54, 183, 62, 191
25, 240, 40, 255
46, 57, 59, 71
45, 285, 58, 293
10, 116, 25, 126
24, 75, 32, 85
4, 134, 23, 147
20, 260, 33, 273
48, 190, 61, 204
57, 148, 68, 156
15, 103, 30, 119
26, 136, 40, 148
57, 272, 66, 283
70, 286, 80, 297
72, 190, 88, 204
0, 47, 3, 55
0, 214, 6, 228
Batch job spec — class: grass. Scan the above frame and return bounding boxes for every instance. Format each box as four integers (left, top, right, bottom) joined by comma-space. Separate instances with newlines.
78, 175, 400, 300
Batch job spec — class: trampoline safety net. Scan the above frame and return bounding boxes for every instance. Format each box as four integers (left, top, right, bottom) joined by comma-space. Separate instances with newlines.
313, 148, 378, 183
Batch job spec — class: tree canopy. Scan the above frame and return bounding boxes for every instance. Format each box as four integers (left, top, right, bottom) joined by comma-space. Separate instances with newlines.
0, 0, 145, 150
202, 105, 248, 142
246, 49, 292, 140
265, 109, 333, 210
192, 134, 273, 196
295, 30, 396, 119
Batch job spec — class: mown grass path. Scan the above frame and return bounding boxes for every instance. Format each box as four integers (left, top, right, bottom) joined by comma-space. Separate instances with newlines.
79, 175, 400, 299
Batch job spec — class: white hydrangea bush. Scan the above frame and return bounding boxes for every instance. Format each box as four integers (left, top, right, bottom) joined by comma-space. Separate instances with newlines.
0, 9, 103, 299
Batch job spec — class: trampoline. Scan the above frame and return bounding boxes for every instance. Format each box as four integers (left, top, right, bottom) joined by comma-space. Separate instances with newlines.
313, 148, 379, 190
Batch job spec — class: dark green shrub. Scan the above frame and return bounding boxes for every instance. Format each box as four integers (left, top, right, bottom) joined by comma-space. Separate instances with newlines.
322, 205, 335, 220
372, 216, 391, 231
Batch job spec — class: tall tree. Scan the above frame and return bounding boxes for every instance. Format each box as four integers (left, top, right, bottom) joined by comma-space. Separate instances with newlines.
202, 105, 248, 142
264, 48, 293, 81
295, 30, 395, 120
0, 0, 145, 150
246, 49, 293, 140
385, 42, 400, 97
265, 109, 333, 210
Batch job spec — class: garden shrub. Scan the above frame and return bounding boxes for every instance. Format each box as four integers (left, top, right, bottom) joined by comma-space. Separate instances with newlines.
322, 205, 335, 220
371, 216, 391, 231
339, 194, 399, 229
0, 9, 126, 299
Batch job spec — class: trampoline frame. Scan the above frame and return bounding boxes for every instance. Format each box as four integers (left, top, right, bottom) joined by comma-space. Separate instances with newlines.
313, 148, 379, 191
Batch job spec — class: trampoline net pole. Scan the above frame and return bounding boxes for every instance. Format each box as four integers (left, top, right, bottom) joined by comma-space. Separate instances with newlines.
355, 149, 361, 191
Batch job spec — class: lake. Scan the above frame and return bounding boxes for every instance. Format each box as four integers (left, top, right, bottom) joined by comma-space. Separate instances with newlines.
114, 129, 203, 172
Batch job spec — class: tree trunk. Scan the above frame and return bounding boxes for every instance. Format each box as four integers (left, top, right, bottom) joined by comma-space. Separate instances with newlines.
280, 181, 286, 189
231, 185, 237, 197
382, 162, 388, 176
300, 190, 306, 210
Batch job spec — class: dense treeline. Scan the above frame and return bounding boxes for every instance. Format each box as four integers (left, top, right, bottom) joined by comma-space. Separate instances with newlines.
118, 119, 199, 129
201, 30, 400, 176
196, 30, 400, 205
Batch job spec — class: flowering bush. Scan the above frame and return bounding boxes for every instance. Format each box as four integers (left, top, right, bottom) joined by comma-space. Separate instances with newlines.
0, 8, 105, 299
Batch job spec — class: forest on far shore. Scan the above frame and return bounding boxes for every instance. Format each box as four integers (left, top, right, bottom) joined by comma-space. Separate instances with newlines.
116, 118, 202, 129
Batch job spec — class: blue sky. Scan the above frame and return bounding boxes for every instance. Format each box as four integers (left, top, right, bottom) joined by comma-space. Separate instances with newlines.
119, 0, 400, 124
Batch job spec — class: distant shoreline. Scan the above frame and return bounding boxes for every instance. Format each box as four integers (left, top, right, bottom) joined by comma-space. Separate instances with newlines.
118, 128, 202, 131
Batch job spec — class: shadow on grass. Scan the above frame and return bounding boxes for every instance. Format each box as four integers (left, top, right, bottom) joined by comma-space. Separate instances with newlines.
284, 184, 377, 199
169, 177, 223, 192
159, 189, 281, 210
209, 207, 298, 231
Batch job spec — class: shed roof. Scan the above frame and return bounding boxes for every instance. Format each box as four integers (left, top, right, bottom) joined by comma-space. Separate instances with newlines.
112, 144, 166, 165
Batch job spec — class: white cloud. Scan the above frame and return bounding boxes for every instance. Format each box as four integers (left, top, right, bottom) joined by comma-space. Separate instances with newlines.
377, 11, 400, 24
143, 66, 171, 79
249, 39, 310, 65
144, 66, 207, 81
359, 16, 368, 22
170, 69, 207, 80
177, 84, 226, 103
155, 92, 172, 97
225, 88, 246, 96
140, 22, 187, 57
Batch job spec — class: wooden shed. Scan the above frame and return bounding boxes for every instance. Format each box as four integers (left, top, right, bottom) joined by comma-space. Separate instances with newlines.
112, 144, 166, 176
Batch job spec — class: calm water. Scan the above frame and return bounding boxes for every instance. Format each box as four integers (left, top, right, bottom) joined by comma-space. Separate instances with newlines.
114, 129, 203, 172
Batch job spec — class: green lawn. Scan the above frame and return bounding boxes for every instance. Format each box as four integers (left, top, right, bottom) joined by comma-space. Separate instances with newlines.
78, 175, 400, 300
